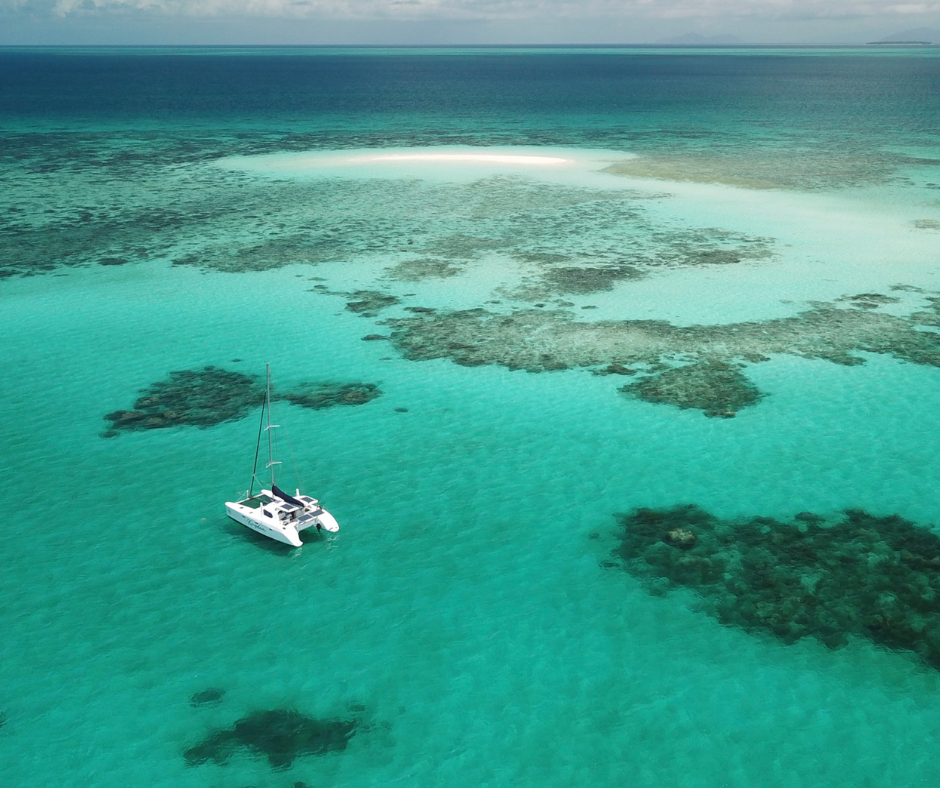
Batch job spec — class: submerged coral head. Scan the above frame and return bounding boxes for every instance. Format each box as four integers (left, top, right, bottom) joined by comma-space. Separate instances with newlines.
613, 504, 940, 668
621, 360, 761, 417
190, 688, 225, 707
103, 366, 261, 436
184, 708, 358, 770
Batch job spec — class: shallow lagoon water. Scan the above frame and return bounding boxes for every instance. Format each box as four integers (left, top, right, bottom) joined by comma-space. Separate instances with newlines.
2, 48, 940, 787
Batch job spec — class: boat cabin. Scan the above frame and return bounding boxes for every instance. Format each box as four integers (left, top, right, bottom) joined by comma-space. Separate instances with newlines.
236, 491, 323, 529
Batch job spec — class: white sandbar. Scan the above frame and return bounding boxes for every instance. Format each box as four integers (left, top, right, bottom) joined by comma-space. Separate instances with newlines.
215, 146, 616, 183
352, 153, 571, 166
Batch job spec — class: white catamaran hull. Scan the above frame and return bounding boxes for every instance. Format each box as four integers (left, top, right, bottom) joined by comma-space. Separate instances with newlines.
225, 503, 302, 547
311, 509, 338, 532
225, 489, 339, 547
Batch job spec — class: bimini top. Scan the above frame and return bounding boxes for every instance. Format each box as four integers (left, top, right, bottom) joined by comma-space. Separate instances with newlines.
272, 484, 306, 509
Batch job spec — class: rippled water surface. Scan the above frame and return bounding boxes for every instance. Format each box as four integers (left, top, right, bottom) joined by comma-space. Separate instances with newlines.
2, 48, 940, 787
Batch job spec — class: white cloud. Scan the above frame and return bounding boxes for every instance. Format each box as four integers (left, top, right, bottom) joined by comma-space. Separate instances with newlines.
1, 0, 932, 19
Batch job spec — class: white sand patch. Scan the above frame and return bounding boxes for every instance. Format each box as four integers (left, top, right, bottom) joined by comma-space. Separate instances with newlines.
216, 146, 633, 185
353, 153, 572, 166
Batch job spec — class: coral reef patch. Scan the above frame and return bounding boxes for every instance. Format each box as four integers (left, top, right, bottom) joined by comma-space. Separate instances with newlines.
384, 296, 940, 414
593, 362, 637, 376
2, 126, 929, 283
183, 708, 358, 769
500, 227, 772, 302
190, 688, 225, 707
542, 265, 643, 295
173, 234, 346, 273
279, 383, 381, 410
384, 257, 465, 281
602, 149, 922, 191
345, 291, 400, 317
621, 360, 761, 417
612, 505, 940, 668
103, 367, 261, 436
0, 150, 776, 287
838, 292, 901, 310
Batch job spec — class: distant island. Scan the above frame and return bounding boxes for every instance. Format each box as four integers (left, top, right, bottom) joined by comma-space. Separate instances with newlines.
870, 27, 939, 45
866, 41, 934, 46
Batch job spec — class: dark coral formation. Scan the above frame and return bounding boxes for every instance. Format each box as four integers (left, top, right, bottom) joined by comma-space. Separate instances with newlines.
184, 709, 357, 770
103, 367, 261, 436
0, 146, 776, 287
621, 360, 762, 417
500, 228, 772, 302
384, 296, 940, 414
345, 291, 400, 317
593, 362, 637, 376
190, 688, 225, 707
613, 505, 940, 668
279, 383, 381, 410
542, 265, 643, 295
424, 232, 513, 260
1, 197, 194, 278
174, 233, 354, 273
838, 292, 901, 310
650, 228, 773, 268
3, 112, 931, 283
601, 148, 919, 191
384, 257, 465, 281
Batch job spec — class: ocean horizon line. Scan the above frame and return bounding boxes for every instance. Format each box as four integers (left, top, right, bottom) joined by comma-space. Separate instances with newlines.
1, 43, 938, 54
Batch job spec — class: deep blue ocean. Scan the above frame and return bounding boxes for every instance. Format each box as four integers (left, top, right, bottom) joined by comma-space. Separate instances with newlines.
2, 47, 940, 787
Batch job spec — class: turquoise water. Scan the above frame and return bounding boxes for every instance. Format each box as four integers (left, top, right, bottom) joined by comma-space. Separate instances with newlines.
3, 48, 940, 787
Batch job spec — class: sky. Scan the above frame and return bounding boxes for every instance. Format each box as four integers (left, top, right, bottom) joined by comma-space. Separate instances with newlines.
0, 0, 939, 46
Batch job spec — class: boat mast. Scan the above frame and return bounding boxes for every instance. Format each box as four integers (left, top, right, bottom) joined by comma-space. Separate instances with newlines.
264, 362, 281, 489
248, 386, 265, 498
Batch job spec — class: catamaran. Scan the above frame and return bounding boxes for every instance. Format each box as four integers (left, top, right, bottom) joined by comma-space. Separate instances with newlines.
225, 364, 339, 547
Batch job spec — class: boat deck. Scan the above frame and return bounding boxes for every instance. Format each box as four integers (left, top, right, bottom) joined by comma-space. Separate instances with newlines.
238, 494, 273, 510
